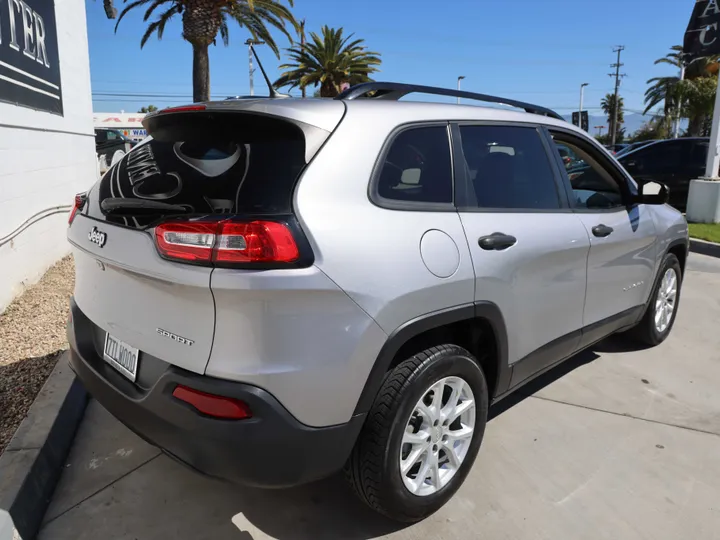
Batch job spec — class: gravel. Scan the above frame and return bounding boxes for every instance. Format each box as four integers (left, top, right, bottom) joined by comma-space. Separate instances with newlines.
0, 255, 74, 454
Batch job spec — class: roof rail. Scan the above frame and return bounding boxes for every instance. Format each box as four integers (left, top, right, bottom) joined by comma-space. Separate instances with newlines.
335, 82, 564, 121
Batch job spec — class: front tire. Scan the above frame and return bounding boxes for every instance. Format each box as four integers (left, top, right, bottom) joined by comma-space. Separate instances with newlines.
346, 345, 488, 522
630, 253, 682, 346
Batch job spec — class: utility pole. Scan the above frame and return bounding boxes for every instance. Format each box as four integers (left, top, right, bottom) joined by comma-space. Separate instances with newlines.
245, 39, 265, 96
457, 76, 465, 104
608, 46, 626, 146
299, 19, 306, 98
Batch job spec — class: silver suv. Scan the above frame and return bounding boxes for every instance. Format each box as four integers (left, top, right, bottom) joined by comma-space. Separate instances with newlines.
67, 83, 689, 522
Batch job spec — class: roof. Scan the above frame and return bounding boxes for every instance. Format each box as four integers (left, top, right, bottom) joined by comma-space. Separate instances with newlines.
174, 96, 577, 134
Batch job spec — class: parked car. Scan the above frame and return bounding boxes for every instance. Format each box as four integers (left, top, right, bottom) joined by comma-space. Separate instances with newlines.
615, 139, 659, 158
67, 83, 689, 522
95, 128, 137, 175
617, 137, 709, 211
604, 143, 629, 155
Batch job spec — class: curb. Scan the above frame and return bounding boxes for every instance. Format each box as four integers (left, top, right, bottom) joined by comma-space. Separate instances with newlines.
0, 353, 88, 540
689, 237, 720, 259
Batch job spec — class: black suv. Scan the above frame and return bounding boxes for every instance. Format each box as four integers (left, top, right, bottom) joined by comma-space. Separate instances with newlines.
618, 138, 709, 211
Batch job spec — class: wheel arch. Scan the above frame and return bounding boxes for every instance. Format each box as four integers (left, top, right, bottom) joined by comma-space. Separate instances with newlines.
666, 238, 688, 276
352, 302, 510, 416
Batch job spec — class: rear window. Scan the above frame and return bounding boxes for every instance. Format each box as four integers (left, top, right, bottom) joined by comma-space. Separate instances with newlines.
98, 114, 309, 227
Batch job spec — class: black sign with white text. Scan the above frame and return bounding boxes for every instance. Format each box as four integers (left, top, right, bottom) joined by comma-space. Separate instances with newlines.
0, 0, 62, 115
684, 0, 720, 60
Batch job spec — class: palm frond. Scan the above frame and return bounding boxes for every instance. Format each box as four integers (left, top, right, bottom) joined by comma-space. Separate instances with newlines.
115, 0, 153, 32
140, 4, 179, 48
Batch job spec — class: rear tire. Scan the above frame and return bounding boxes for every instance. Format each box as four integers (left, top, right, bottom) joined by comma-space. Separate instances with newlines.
629, 253, 682, 346
346, 344, 488, 522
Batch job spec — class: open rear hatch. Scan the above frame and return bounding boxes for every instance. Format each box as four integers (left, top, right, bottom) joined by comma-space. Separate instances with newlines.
68, 101, 344, 378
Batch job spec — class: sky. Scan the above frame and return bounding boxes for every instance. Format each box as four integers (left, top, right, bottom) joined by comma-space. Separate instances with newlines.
87, 0, 694, 117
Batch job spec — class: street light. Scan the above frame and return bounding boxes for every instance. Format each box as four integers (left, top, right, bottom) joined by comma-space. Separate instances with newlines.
579, 83, 589, 130
245, 39, 265, 96
457, 76, 465, 104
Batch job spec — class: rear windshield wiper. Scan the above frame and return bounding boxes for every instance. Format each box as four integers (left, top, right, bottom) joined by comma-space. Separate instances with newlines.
100, 198, 192, 216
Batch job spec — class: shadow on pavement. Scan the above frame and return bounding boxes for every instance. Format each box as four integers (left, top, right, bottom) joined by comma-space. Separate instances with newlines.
229, 474, 408, 539
489, 335, 642, 420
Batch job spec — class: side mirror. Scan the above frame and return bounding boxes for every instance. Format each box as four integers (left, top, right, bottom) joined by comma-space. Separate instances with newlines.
635, 181, 669, 205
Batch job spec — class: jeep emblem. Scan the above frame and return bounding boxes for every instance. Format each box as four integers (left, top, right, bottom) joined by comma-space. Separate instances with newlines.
88, 226, 107, 247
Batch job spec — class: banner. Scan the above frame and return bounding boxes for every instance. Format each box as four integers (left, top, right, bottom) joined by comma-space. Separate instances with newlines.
684, 0, 720, 60
0, 0, 63, 115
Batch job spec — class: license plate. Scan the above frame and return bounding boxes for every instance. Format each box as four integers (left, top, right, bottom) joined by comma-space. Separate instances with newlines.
103, 333, 139, 381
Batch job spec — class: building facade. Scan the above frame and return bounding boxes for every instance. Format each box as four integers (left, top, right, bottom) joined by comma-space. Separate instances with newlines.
0, 0, 96, 310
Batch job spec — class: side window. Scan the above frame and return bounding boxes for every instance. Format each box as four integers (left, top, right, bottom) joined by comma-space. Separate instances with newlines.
551, 135, 624, 210
459, 125, 561, 210
376, 126, 452, 204
636, 142, 683, 173
106, 130, 120, 141
95, 130, 107, 144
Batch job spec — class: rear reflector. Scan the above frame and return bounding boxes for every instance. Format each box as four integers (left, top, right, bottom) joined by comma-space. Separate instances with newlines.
172, 385, 252, 420
154, 219, 300, 266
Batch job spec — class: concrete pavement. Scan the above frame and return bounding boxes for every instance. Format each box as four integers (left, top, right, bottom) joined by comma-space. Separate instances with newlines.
39, 253, 720, 540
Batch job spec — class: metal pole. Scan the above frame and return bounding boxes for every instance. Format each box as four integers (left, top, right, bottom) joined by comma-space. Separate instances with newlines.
674, 62, 685, 139
610, 46, 625, 147
703, 69, 720, 178
300, 19, 306, 98
579, 83, 588, 129
248, 43, 255, 96
457, 76, 465, 104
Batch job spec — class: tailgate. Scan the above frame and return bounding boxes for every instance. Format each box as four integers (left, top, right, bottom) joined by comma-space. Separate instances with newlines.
68, 213, 214, 375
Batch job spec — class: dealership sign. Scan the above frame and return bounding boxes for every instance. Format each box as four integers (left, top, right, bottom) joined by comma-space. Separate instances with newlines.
684, 0, 720, 59
0, 0, 62, 114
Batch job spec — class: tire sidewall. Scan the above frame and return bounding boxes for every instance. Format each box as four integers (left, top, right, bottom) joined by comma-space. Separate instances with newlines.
382, 348, 488, 517
645, 254, 682, 344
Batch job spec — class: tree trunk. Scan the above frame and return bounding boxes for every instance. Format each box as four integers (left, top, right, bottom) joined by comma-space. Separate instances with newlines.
320, 79, 337, 98
687, 114, 704, 137
192, 44, 210, 102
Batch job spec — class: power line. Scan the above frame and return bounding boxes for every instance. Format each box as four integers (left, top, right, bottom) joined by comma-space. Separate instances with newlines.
609, 45, 627, 146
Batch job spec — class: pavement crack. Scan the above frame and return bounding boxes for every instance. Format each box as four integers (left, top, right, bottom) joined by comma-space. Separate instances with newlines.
528, 395, 720, 439
41, 452, 161, 527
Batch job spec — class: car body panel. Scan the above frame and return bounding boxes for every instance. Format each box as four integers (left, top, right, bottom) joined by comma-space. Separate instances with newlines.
206, 265, 387, 427
294, 106, 476, 335
573, 206, 658, 326
458, 212, 590, 365
68, 213, 215, 375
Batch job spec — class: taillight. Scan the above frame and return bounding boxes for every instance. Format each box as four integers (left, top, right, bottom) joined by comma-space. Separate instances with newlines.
68, 193, 86, 225
172, 385, 252, 420
154, 219, 301, 267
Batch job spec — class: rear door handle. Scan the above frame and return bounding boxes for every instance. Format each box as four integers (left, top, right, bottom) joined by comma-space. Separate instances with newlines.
592, 224, 614, 238
478, 233, 517, 251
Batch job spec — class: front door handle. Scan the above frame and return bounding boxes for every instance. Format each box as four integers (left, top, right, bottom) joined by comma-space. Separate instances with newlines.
478, 233, 517, 251
592, 224, 614, 238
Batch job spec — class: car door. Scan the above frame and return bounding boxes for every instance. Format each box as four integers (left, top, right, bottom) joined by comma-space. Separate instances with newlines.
548, 129, 658, 347
453, 123, 591, 386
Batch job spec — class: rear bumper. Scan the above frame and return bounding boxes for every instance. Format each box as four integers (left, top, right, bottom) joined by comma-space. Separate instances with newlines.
67, 300, 365, 488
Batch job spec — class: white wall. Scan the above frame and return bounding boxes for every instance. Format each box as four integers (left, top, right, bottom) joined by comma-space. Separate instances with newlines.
0, 0, 96, 311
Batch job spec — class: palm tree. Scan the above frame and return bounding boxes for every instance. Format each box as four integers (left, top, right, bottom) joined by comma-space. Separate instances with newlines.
274, 25, 381, 97
139, 105, 158, 113
601, 93, 624, 142
115, 0, 297, 103
644, 45, 720, 136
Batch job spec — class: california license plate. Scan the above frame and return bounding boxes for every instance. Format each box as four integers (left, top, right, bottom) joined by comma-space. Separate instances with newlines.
103, 333, 139, 381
